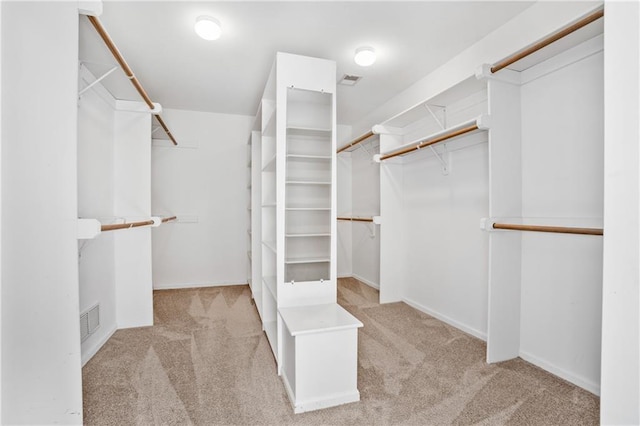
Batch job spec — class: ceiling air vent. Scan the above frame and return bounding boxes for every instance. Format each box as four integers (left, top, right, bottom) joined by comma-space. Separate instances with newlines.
339, 74, 362, 86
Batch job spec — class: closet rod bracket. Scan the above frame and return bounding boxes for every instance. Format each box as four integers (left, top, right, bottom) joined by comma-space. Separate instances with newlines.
78, 65, 118, 98
475, 63, 521, 85
429, 144, 449, 175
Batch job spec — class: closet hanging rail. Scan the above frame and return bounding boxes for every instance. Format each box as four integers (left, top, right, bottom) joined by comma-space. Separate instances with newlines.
337, 130, 375, 154
87, 16, 178, 146
100, 216, 176, 232
101, 219, 155, 232
379, 120, 479, 161
492, 223, 603, 236
491, 7, 604, 73
337, 217, 374, 223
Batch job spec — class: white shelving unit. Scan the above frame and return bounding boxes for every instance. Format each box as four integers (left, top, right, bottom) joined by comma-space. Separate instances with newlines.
250, 52, 362, 413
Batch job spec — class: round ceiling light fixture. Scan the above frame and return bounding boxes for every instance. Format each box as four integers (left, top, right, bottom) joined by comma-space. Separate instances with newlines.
195, 16, 222, 41
354, 46, 376, 67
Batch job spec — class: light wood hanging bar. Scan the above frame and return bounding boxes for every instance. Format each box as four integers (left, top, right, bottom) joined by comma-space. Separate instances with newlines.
87, 16, 178, 146
491, 7, 604, 73
337, 217, 374, 223
101, 219, 155, 232
161, 215, 177, 223
337, 130, 375, 154
492, 223, 603, 236
379, 122, 478, 161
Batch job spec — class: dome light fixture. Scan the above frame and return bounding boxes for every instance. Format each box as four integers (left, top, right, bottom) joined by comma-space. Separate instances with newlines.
354, 46, 376, 67
195, 16, 222, 41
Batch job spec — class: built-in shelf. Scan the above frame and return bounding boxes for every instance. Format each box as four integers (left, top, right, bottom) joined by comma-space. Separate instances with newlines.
262, 202, 276, 207
285, 233, 330, 238
286, 154, 331, 161
286, 180, 331, 185
264, 319, 278, 357
285, 257, 330, 264
287, 126, 332, 137
286, 207, 331, 211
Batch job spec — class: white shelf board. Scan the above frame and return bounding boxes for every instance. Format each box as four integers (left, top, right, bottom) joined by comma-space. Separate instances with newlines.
287, 126, 331, 138
286, 180, 331, 185
285, 233, 331, 238
279, 303, 363, 337
285, 257, 330, 264
286, 207, 331, 211
286, 154, 331, 161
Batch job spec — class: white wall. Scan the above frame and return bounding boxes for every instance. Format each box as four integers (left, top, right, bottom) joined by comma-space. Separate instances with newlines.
519, 38, 603, 394
1, 2, 83, 424
402, 137, 489, 339
77, 72, 117, 363
151, 109, 253, 289
114, 108, 153, 327
336, 125, 352, 278
351, 142, 380, 288
601, 2, 640, 424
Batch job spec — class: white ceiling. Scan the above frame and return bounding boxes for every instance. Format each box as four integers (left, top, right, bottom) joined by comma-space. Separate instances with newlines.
79, 1, 534, 125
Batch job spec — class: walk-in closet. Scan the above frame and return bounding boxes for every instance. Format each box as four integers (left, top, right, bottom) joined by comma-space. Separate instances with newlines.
1, 1, 638, 425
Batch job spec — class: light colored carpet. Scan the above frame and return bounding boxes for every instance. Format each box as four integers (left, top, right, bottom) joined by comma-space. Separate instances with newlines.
82, 278, 599, 425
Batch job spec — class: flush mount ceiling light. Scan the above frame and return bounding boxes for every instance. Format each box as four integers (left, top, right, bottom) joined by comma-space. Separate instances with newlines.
195, 16, 222, 41
354, 46, 376, 67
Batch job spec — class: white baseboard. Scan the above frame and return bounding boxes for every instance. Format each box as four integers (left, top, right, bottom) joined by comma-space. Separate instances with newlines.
350, 273, 380, 290
519, 350, 600, 396
81, 324, 117, 367
403, 297, 487, 341
153, 281, 248, 290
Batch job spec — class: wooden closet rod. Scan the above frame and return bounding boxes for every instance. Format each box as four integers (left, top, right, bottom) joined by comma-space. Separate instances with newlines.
87, 16, 178, 146
161, 216, 177, 223
379, 122, 478, 161
101, 219, 155, 232
491, 7, 604, 73
337, 131, 375, 154
492, 223, 603, 236
337, 217, 374, 222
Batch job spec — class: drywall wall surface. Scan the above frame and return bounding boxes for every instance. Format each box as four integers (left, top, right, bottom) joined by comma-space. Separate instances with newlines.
77, 77, 117, 362
601, 2, 640, 423
352, 2, 602, 136
401, 140, 489, 339
351, 141, 380, 288
152, 109, 253, 289
114, 109, 153, 327
337, 125, 353, 278
519, 41, 603, 394
1, 2, 83, 423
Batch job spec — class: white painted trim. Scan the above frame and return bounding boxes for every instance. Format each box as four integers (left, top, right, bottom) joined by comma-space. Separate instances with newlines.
403, 297, 487, 341
290, 390, 360, 414
81, 324, 117, 367
519, 350, 600, 396
153, 281, 248, 290
351, 273, 380, 290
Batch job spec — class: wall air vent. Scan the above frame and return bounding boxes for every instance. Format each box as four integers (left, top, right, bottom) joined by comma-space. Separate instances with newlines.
80, 304, 100, 342
338, 74, 362, 86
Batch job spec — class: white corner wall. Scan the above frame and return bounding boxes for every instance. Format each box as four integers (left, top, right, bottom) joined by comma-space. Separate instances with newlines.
601, 2, 640, 424
1, 2, 83, 424
77, 75, 117, 362
151, 109, 253, 289
351, 142, 380, 288
337, 125, 353, 278
113, 108, 153, 327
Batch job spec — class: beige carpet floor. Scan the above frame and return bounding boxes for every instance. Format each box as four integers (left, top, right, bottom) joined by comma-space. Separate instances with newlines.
82, 278, 599, 425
